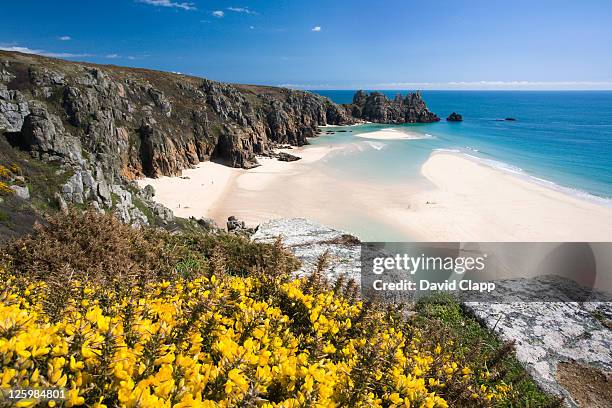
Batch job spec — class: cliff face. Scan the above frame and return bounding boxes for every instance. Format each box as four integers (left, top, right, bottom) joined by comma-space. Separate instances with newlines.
347, 90, 439, 124
0, 51, 353, 226
0, 51, 352, 178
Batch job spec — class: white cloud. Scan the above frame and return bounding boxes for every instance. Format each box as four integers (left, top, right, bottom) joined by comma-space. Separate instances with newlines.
249, 26, 255, 30
227, 7, 258, 15
1, 45, 150, 62
59, 36, 72, 41
212, 10, 225, 17
0, 45, 92, 58
137, 0, 196, 11
311, 26, 321, 32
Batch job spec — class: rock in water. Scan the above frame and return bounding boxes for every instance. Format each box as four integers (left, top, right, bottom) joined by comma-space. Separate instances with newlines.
446, 112, 463, 121
346, 90, 439, 124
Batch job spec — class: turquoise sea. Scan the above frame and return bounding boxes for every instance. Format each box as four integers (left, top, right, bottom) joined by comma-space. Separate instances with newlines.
310, 91, 612, 204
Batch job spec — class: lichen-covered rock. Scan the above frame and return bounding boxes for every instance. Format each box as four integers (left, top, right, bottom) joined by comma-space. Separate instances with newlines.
462, 279, 612, 407
0, 64, 15, 83
252, 218, 361, 280
150, 202, 174, 223
10, 185, 30, 200
20, 102, 83, 163
0, 85, 29, 132
109, 184, 150, 227
61, 172, 84, 204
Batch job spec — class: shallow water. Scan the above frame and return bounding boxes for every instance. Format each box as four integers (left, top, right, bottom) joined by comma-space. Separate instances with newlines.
312, 91, 612, 203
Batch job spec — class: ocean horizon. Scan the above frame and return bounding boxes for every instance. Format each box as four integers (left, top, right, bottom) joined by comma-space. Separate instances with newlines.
311, 90, 612, 204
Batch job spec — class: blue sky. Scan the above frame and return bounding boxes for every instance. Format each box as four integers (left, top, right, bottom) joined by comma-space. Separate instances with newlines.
1, 0, 612, 89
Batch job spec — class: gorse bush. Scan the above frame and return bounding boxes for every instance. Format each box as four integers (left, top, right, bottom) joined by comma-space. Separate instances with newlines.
1, 210, 299, 319
0, 163, 22, 196
2, 209, 299, 286
0, 211, 548, 407
0, 272, 512, 408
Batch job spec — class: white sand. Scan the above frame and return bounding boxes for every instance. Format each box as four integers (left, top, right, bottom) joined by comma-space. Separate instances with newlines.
136, 161, 240, 219
354, 128, 430, 140
140, 145, 612, 242
136, 145, 342, 221
382, 153, 612, 241
320, 122, 369, 128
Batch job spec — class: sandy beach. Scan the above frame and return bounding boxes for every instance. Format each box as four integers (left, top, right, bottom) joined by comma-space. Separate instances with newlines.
140, 133, 612, 242
137, 144, 344, 222
354, 128, 431, 140
136, 161, 241, 220
383, 153, 612, 241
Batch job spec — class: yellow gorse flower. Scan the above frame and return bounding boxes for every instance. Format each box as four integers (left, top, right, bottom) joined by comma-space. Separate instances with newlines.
0, 268, 512, 407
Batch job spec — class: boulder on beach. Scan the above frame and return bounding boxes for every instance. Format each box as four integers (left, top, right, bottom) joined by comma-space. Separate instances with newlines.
277, 152, 301, 162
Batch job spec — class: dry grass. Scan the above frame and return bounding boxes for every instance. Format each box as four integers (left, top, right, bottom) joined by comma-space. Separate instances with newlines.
1, 209, 299, 320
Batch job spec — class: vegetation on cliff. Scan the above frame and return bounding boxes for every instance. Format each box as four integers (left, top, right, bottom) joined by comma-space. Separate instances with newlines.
0, 211, 555, 407
1, 50, 351, 176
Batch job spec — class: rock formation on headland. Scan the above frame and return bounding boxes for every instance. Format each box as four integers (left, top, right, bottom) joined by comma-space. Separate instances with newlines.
446, 112, 463, 121
346, 90, 440, 124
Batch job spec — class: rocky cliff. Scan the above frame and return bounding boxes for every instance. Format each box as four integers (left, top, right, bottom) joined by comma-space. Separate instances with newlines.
346, 90, 439, 124
0, 51, 353, 176
0, 51, 352, 227
0, 52, 442, 232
